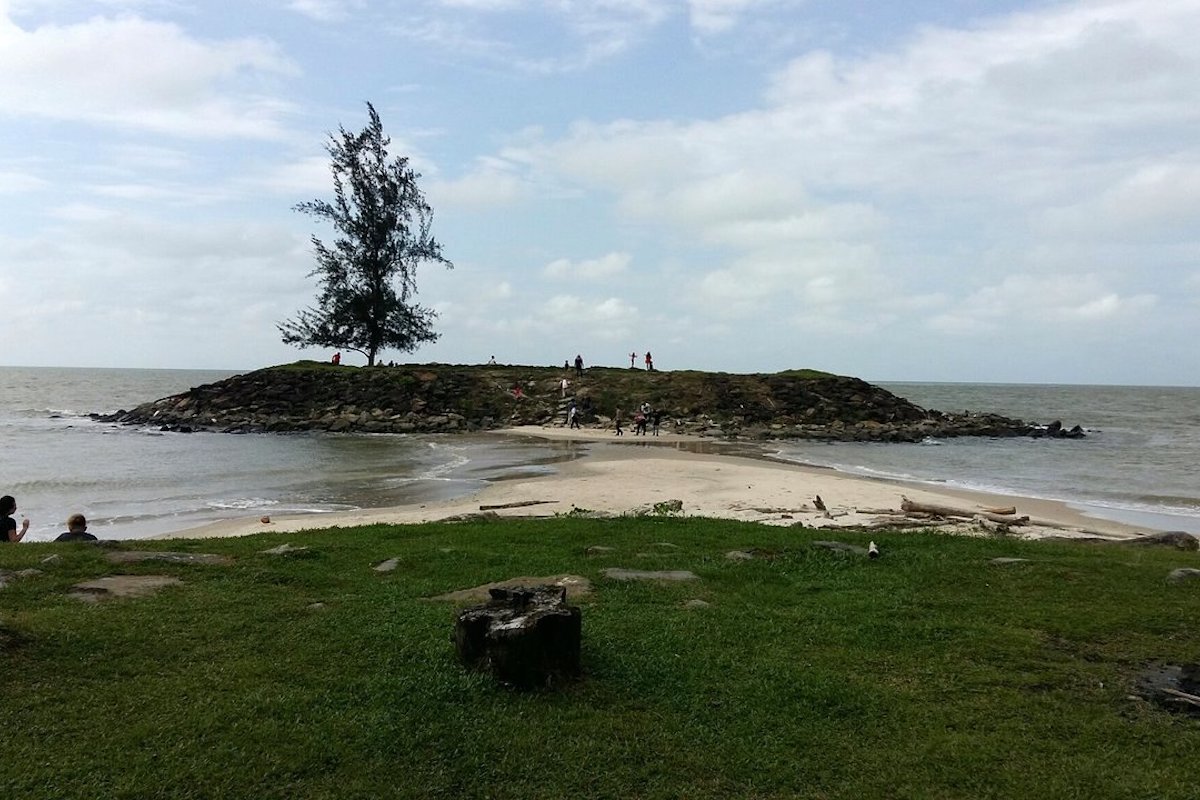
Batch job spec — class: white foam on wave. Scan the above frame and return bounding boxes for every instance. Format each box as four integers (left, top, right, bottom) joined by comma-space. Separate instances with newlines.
206, 498, 281, 510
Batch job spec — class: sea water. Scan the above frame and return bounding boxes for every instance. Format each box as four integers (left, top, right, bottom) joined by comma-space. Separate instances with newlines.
772, 382, 1200, 533
0, 367, 584, 540
2, 367, 1197, 539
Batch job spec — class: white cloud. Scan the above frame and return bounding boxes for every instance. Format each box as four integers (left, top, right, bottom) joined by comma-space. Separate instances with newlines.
286, 0, 364, 22
543, 294, 639, 338
0, 11, 299, 138
544, 252, 631, 281
1041, 161, 1200, 240
399, 0, 673, 72
0, 169, 48, 193
928, 274, 1157, 335
428, 158, 528, 210
688, 0, 777, 35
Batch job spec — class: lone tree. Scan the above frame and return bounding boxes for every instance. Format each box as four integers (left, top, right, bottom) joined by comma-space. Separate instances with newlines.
279, 102, 452, 366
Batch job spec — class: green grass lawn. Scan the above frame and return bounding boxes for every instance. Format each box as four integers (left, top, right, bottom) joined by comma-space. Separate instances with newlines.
2, 518, 1198, 799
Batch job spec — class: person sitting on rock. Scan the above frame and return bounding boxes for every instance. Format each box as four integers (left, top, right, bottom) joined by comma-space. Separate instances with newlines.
55, 513, 98, 543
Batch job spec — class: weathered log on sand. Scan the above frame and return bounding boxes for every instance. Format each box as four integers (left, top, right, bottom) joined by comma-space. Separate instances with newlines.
453, 585, 581, 689
901, 496, 1029, 526
478, 500, 557, 511
972, 515, 1012, 534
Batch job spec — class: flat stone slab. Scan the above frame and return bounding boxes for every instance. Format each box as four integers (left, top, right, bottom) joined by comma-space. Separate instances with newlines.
432, 574, 593, 603
603, 568, 699, 582
373, 558, 401, 572
106, 550, 233, 566
725, 550, 756, 561
70, 575, 182, 603
0, 569, 43, 590
1168, 568, 1200, 583
812, 540, 869, 556
989, 557, 1031, 566
584, 546, 615, 555
261, 543, 309, 556
683, 598, 712, 610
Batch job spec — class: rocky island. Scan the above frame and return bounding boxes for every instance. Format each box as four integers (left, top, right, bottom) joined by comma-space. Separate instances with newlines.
94, 361, 1083, 442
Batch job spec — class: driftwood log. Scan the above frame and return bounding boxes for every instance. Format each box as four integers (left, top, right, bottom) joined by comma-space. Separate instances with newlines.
901, 496, 1029, 526
453, 585, 581, 688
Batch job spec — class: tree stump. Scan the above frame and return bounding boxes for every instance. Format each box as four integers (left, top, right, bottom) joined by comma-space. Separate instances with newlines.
453, 585, 581, 688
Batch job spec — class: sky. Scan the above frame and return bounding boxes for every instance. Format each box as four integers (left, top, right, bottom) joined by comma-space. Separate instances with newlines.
1, 0, 1198, 384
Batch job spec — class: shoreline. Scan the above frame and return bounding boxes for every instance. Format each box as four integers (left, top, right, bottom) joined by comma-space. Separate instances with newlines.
159, 425, 1155, 541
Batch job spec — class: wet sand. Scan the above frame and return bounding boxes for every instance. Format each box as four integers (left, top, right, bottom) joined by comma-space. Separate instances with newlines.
160, 425, 1151, 541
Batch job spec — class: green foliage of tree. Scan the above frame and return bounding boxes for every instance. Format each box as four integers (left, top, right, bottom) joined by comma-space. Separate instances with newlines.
279, 102, 452, 366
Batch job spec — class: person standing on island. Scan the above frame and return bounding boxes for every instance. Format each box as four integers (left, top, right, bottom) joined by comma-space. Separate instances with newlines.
55, 514, 97, 543
630, 351, 637, 368
574, 354, 584, 377
331, 352, 341, 365
614, 408, 624, 436
1, 495, 30, 543
645, 351, 653, 371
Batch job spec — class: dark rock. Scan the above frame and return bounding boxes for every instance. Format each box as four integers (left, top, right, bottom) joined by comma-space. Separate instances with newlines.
1126, 531, 1199, 551
453, 585, 581, 689
1135, 663, 1200, 717
432, 574, 592, 604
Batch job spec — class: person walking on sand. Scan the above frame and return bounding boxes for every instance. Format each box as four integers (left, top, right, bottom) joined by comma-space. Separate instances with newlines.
55, 513, 97, 543
568, 402, 581, 429
614, 408, 624, 436
634, 409, 647, 436
652, 408, 662, 436
1, 495, 30, 543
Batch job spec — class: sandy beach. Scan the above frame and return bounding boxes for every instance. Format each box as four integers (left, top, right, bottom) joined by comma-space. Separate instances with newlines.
161, 425, 1153, 541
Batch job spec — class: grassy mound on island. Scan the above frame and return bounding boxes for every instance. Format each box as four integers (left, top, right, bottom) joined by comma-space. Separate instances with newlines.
101, 360, 1033, 441
3, 519, 1198, 799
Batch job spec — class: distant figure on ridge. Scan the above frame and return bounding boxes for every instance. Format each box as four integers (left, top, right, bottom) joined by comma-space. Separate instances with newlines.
1, 495, 30, 543
55, 513, 97, 543
487, 355, 497, 365
645, 351, 653, 371
574, 354, 584, 376
630, 351, 637, 369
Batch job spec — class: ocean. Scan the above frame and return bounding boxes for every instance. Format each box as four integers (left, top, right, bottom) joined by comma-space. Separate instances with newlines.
2, 367, 1198, 540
